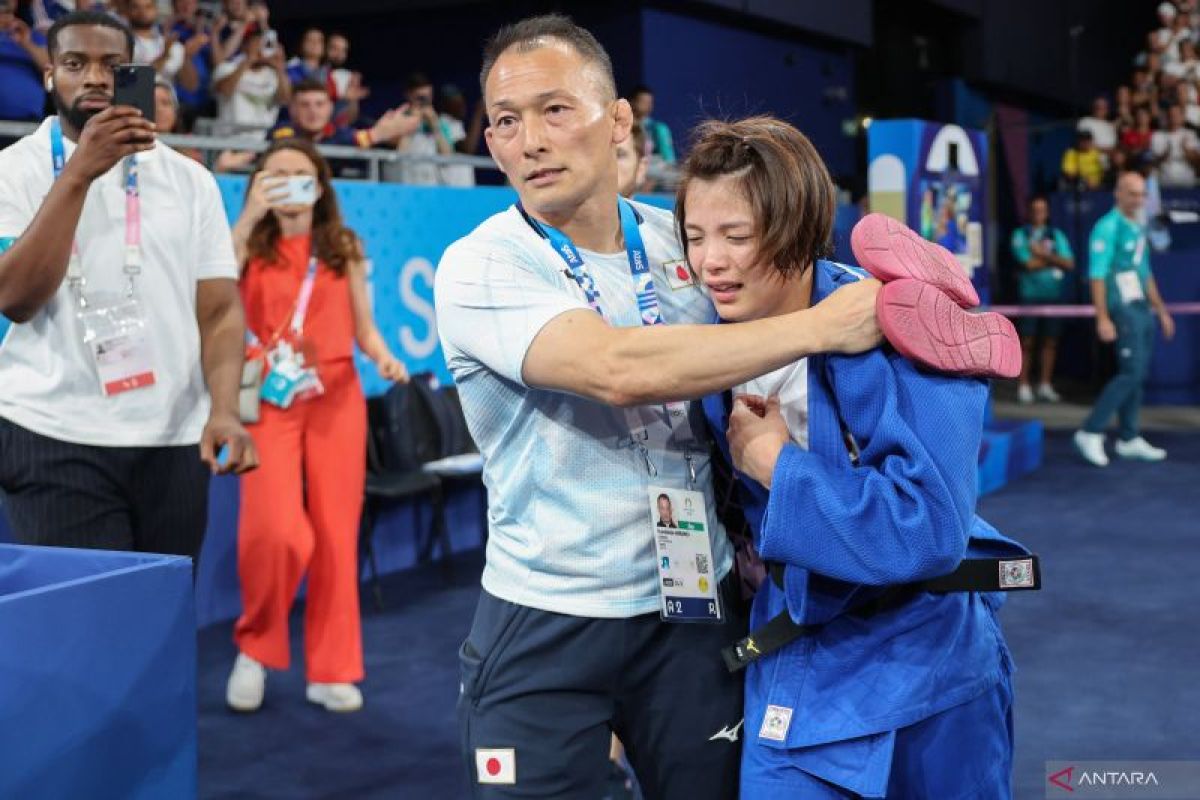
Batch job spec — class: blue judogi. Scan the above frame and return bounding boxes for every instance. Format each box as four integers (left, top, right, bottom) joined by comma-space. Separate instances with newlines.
702, 260, 1029, 798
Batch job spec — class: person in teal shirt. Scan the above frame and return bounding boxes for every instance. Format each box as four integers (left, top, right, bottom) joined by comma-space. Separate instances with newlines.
1010, 195, 1075, 403
1074, 171, 1176, 467
631, 84, 677, 164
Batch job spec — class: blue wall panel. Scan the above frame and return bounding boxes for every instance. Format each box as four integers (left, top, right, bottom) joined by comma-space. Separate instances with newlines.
640, 7, 857, 178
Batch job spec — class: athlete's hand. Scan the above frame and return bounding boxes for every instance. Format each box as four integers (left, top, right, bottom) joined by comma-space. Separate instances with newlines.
1097, 315, 1117, 343
727, 395, 790, 490
809, 278, 883, 355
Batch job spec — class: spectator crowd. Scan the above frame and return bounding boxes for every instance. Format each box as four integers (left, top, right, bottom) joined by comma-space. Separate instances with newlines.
1064, 0, 1200, 190
0, 0, 676, 191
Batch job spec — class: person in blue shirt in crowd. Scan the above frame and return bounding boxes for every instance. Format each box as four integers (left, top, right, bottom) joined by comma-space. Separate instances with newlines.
0, 0, 50, 123
266, 79, 419, 178
285, 26, 327, 88
169, 0, 216, 123
681, 116, 1033, 799
1010, 194, 1075, 404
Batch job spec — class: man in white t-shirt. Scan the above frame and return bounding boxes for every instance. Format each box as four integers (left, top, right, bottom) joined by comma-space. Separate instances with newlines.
436, 13, 881, 799
211, 24, 289, 135
1152, 103, 1200, 187
0, 12, 257, 558
126, 0, 199, 93
1077, 96, 1117, 164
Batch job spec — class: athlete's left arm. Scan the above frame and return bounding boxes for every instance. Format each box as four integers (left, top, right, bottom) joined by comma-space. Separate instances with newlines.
752, 350, 985, 588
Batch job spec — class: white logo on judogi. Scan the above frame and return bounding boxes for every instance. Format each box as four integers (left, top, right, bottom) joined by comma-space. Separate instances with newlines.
758, 705, 793, 742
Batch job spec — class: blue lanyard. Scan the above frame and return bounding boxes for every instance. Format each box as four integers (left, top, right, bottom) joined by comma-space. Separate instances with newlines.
518, 198, 697, 459
50, 117, 139, 196
50, 117, 142, 297
518, 198, 664, 327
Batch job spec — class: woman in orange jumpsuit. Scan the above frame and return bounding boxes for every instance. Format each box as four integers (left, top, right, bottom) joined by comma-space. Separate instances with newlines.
225, 138, 408, 713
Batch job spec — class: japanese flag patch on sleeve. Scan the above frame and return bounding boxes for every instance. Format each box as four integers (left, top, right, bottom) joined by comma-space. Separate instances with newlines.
475, 748, 516, 785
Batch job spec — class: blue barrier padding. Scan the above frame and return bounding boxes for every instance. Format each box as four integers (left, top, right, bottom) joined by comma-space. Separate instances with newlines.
978, 429, 1012, 496
0, 544, 196, 799
978, 418, 1044, 496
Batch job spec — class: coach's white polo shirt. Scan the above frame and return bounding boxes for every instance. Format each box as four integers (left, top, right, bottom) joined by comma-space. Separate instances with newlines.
0, 116, 239, 447
436, 200, 734, 619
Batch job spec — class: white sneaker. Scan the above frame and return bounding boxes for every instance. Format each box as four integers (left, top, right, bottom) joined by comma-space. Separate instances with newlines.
1017, 385, 1035, 404
1073, 430, 1109, 467
226, 652, 266, 712
1036, 384, 1062, 403
306, 682, 363, 712
1115, 436, 1167, 462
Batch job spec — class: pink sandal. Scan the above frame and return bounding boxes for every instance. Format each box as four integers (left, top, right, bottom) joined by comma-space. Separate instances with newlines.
877, 280, 1021, 379
851, 213, 980, 309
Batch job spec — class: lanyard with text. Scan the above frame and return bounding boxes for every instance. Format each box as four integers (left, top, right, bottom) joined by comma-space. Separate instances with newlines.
245, 255, 319, 351
519, 199, 718, 623
50, 117, 157, 396
518, 199, 697, 480
50, 118, 142, 305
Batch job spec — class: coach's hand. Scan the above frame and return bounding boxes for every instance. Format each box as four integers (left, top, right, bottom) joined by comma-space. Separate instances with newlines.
200, 412, 259, 475
66, 106, 156, 181
810, 278, 883, 355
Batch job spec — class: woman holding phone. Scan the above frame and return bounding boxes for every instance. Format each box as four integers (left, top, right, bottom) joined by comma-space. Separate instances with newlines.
680, 118, 1032, 798
226, 138, 407, 713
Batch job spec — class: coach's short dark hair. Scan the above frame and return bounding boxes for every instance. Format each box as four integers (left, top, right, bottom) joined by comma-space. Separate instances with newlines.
677, 116, 836, 278
48, 11, 134, 60
479, 13, 615, 100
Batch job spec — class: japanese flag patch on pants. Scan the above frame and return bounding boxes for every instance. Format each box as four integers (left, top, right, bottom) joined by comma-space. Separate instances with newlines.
476, 748, 516, 785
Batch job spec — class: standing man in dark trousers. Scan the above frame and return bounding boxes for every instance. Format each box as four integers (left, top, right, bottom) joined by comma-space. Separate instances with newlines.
0, 11, 257, 558
1075, 171, 1176, 467
436, 14, 883, 799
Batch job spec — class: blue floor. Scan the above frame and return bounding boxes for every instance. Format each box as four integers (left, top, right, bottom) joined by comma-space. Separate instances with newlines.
198, 431, 1200, 799
980, 430, 1200, 798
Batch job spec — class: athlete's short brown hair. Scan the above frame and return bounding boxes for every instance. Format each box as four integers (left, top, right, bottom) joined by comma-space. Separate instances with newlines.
676, 116, 835, 277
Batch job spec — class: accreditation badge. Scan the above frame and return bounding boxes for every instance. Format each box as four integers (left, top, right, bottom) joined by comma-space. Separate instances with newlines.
649, 486, 722, 623
77, 294, 157, 396
1114, 270, 1146, 304
260, 341, 322, 409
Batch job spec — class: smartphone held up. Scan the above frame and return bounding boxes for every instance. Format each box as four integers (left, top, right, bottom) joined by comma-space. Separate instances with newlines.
113, 64, 156, 125
266, 175, 319, 207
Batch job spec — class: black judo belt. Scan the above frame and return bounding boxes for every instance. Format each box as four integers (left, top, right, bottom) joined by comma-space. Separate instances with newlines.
721, 555, 1042, 674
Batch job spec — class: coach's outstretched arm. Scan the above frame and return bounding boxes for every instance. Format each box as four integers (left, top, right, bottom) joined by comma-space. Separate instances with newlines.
520, 278, 882, 407
0, 106, 154, 321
